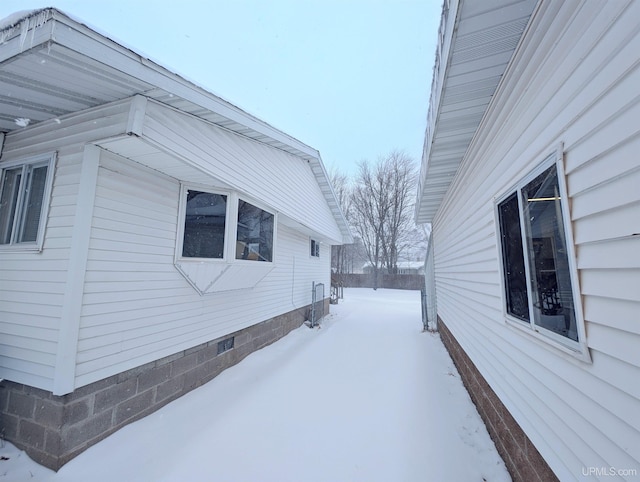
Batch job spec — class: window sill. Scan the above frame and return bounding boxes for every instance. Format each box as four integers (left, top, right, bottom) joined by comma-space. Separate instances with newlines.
504, 316, 592, 364
0, 244, 43, 254
233, 258, 274, 264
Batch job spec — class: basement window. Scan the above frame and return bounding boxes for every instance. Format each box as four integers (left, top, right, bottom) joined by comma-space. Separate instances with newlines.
0, 153, 55, 251
495, 151, 588, 358
217, 336, 234, 355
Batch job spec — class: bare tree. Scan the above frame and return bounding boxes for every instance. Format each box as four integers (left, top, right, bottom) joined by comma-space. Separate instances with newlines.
351, 160, 387, 288
329, 169, 351, 275
329, 169, 368, 275
350, 150, 417, 287
379, 150, 416, 273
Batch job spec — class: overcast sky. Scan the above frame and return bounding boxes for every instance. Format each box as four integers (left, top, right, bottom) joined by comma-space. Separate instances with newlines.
0, 1, 441, 176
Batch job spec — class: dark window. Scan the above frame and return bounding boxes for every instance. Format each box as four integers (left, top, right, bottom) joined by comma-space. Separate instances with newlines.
182, 190, 227, 258
19, 164, 48, 242
0, 167, 22, 244
310, 239, 320, 257
498, 193, 529, 322
217, 337, 234, 355
236, 200, 273, 262
497, 163, 579, 342
0, 159, 51, 246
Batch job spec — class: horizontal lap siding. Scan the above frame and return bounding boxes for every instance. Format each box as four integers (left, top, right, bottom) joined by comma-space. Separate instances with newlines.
0, 102, 130, 390
142, 101, 342, 242
433, 1, 640, 479
76, 153, 329, 387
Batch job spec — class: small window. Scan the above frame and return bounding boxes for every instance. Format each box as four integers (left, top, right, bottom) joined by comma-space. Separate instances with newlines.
0, 153, 55, 250
496, 154, 584, 351
181, 190, 227, 259
217, 336, 234, 355
310, 239, 320, 257
236, 200, 274, 262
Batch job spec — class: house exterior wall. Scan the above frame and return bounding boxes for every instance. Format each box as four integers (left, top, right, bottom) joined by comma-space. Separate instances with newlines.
430, 1, 640, 480
1, 99, 336, 470
0, 101, 131, 391
1, 97, 336, 396
76, 150, 331, 389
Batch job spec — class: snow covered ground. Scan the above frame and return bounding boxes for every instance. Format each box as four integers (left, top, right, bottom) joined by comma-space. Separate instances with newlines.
1, 288, 510, 481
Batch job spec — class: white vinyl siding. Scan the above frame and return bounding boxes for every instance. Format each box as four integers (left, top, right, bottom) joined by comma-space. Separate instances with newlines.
0, 101, 131, 390
76, 151, 330, 387
141, 100, 343, 243
431, 1, 640, 479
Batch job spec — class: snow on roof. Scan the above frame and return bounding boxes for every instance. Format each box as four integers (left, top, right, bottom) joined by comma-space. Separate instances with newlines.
0, 8, 51, 34
0, 10, 36, 31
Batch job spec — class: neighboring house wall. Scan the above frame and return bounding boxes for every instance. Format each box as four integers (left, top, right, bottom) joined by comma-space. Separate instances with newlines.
432, 1, 640, 479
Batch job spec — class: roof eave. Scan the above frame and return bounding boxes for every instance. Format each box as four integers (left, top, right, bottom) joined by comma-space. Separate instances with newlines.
0, 8, 317, 158
1, 8, 353, 240
415, 0, 539, 225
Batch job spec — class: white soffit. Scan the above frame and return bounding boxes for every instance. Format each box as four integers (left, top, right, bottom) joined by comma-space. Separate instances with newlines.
415, 0, 538, 224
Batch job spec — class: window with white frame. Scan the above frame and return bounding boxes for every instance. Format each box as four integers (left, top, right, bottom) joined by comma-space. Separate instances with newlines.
310, 239, 320, 257
181, 189, 227, 259
177, 187, 276, 265
0, 153, 55, 250
235, 199, 274, 262
496, 153, 584, 349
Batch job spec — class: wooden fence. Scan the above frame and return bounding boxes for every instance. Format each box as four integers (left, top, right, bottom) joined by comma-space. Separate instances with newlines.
334, 273, 425, 291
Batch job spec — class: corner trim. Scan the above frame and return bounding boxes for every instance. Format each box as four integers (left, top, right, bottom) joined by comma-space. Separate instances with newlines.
53, 144, 101, 395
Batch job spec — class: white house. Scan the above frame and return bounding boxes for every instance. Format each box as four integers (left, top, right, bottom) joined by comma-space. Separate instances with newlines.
416, 0, 640, 481
0, 9, 351, 470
